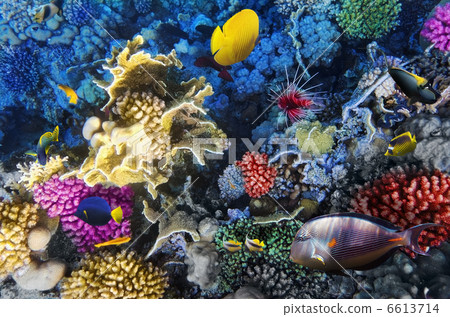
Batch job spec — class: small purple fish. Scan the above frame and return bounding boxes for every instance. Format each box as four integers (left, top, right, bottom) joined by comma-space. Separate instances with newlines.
290, 213, 441, 271
194, 56, 234, 82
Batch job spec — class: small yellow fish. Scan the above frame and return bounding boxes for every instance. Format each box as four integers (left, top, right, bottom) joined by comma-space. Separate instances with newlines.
385, 131, 417, 156
25, 126, 59, 165
58, 84, 78, 104
245, 236, 265, 252
95, 236, 131, 248
227, 179, 236, 190
222, 238, 242, 252
211, 9, 259, 66
33, 1, 62, 24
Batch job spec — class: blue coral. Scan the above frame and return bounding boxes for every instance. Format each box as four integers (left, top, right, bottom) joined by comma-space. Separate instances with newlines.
134, 0, 152, 14
296, 14, 341, 67
0, 42, 39, 97
63, 0, 98, 27
218, 165, 245, 202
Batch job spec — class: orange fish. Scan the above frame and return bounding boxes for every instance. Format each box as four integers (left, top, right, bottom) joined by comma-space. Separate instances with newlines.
58, 84, 78, 104
94, 236, 131, 248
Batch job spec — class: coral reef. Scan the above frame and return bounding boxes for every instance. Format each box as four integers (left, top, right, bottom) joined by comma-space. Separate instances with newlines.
184, 241, 220, 290
33, 175, 134, 252
236, 152, 277, 199
420, 2, 450, 52
350, 166, 450, 257
17, 156, 68, 190
60, 250, 168, 298
74, 35, 228, 198
217, 165, 245, 202
293, 120, 336, 155
0, 201, 39, 280
337, 0, 402, 39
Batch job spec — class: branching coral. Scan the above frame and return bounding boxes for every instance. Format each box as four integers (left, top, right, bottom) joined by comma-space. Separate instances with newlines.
350, 166, 450, 257
420, 2, 450, 52
33, 175, 134, 252
73, 35, 228, 198
0, 200, 39, 280
17, 156, 68, 190
236, 152, 277, 198
60, 250, 168, 298
337, 0, 401, 39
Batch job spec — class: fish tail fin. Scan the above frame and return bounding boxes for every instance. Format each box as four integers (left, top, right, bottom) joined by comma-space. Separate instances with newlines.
405, 223, 442, 256
111, 206, 123, 224
52, 126, 59, 142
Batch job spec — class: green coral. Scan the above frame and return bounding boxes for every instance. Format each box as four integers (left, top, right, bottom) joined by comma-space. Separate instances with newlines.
214, 217, 305, 294
337, 0, 402, 39
294, 121, 336, 155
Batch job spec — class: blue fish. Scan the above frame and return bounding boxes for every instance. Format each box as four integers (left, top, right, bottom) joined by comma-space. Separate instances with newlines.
26, 126, 59, 165
74, 197, 123, 226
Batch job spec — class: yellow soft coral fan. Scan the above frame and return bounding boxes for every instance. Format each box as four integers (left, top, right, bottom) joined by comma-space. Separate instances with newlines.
60, 250, 168, 299
0, 201, 39, 280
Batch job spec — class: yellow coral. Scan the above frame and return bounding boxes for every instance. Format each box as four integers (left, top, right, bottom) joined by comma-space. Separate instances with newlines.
294, 121, 336, 155
0, 201, 39, 280
17, 155, 68, 190
60, 250, 168, 299
71, 35, 228, 198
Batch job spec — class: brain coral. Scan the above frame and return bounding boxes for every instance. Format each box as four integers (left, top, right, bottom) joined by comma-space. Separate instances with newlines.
0, 200, 39, 280
337, 0, 402, 39
61, 250, 168, 298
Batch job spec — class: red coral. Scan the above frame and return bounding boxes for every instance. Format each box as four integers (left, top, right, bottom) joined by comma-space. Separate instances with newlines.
350, 166, 450, 258
235, 152, 277, 198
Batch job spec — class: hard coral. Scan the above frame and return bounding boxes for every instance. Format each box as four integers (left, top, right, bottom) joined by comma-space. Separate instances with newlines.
218, 165, 245, 202
420, 2, 450, 52
63, 0, 97, 27
17, 155, 68, 190
0, 200, 39, 280
337, 0, 401, 39
236, 152, 277, 198
350, 166, 450, 257
76, 35, 227, 198
33, 175, 133, 252
61, 250, 168, 298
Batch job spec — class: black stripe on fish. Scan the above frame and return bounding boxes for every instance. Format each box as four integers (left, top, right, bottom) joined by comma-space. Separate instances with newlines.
43, 5, 51, 20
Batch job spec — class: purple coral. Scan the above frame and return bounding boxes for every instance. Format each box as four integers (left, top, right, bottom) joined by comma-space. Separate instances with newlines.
33, 175, 133, 252
421, 3, 450, 52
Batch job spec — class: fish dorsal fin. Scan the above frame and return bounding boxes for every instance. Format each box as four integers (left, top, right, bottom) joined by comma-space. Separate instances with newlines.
53, 126, 59, 142
390, 67, 428, 86
312, 213, 401, 231
211, 26, 224, 56
39, 131, 53, 146
111, 206, 123, 224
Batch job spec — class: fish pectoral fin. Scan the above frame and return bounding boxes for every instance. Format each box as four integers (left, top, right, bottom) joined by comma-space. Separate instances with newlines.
83, 210, 88, 220
111, 206, 123, 224
312, 254, 326, 266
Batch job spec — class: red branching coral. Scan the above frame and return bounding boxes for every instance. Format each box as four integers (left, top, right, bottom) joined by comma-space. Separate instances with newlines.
350, 166, 450, 257
235, 151, 277, 198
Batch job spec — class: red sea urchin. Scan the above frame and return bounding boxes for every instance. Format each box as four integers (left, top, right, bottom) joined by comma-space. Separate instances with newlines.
272, 70, 323, 123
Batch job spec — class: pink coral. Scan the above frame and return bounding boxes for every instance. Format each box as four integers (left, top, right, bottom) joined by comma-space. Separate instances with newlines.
235, 152, 277, 198
350, 166, 450, 258
420, 3, 450, 52
33, 175, 134, 252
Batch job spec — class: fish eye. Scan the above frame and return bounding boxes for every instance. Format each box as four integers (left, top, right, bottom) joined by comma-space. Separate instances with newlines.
295, 234, 310, 242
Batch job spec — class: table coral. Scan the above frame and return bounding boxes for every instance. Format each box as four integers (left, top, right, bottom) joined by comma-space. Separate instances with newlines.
33, 174, 134, 252
60, 250, 168, 299
337, 0, 401, 39
420, 2, 450, 52
75, 35, 228, 198
0, 200, 39, 280
350, 166, 450, 258
236, 152, 277, 199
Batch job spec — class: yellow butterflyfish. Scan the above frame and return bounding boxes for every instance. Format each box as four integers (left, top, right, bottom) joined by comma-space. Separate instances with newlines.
245, 236, 265, 252
58, 84, 78, 104
385, 131, 417, 156
222, 238, 242, 252
211, 9, 259, 66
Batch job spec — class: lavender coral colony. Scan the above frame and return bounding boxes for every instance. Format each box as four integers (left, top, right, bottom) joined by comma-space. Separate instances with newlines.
0, 0, 449, 302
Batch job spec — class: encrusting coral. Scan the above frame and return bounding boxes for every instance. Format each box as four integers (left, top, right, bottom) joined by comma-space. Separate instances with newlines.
72, 35, 228, 198
60, 250, 168, 299
0, 200, 39, 280
293, 120, 336, 155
